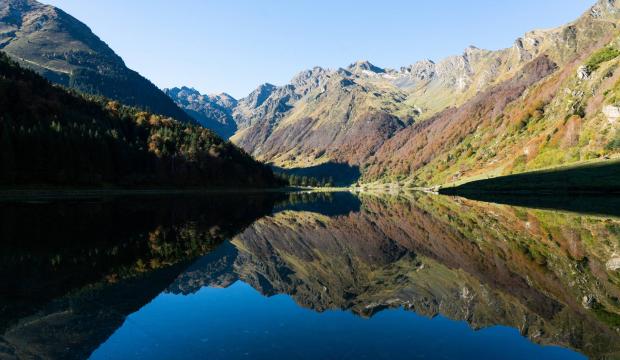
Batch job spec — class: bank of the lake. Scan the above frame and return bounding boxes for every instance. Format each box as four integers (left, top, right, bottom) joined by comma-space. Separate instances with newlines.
439, 159, 620, 195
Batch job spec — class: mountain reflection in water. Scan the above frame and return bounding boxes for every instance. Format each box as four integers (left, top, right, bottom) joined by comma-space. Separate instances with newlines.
1, 191, 620, 359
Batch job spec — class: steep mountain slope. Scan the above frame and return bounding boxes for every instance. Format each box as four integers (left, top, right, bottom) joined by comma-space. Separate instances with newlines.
231, 65, 417, 167
364, 0, 620, 185
0, 52, 280, 187
170, 64, 420, 164
0, 0, 193, 123
164, 87, 238, 138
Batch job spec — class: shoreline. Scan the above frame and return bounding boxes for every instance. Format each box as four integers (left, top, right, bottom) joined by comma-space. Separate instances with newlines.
0, 186, 354, 201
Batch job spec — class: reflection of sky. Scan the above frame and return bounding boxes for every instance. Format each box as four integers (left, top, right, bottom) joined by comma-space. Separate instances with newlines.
91, 281, 584, 360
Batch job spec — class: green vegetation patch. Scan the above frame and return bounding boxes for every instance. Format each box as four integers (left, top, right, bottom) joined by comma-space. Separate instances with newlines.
585, 46, 620, 72
592, 304, 620, 327
607, 129, 620, 150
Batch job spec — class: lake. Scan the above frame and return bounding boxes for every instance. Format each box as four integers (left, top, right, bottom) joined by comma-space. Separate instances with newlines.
1, 191, 619, 359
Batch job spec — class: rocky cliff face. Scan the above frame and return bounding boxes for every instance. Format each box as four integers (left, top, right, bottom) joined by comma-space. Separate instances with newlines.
0, 0, 193, 122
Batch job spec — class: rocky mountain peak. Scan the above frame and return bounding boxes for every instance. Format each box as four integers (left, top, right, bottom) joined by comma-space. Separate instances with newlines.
348, 60, 385, 74
591, 0, 620, 18
165, 86, 200, 99
213, 93, 238, 108
164, 86, 238, 138
463, 45, 483, 56
401, 59, 436, 80
291, 66, 327, 84
217, 92, 236, 100
0, 0, 42, 14
165, 87, 238, 109
0, 0, 194, 122
290, 66, 330, 96
244, 83, 277, 109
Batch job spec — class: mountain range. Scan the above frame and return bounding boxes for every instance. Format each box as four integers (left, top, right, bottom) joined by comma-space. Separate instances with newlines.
163, 87, 238, 138
167, 0, 620, 186
1, 0, 620, 187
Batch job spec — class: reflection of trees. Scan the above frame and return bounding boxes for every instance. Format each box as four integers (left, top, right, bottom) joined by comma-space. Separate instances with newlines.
0, 193, 280, 334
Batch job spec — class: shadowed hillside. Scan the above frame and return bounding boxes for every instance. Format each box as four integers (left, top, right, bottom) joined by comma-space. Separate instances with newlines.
0, 52, 281, 188
440, 159, 620, 196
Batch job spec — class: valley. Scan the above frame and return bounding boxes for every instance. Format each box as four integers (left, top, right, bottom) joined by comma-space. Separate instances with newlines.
2, 1, 620, 358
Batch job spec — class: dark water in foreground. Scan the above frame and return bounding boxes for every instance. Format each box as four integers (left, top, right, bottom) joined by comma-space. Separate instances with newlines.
1, 191, 620, 359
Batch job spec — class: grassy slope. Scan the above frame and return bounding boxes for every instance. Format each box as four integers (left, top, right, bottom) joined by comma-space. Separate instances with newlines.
439, 159, 620, 194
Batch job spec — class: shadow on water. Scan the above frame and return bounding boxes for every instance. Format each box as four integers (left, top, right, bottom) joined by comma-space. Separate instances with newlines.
273, 162, 361, 186
441, 193, 620, 218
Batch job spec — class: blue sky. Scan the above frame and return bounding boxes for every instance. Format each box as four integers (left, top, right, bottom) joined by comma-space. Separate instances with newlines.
44, 0, 593, 98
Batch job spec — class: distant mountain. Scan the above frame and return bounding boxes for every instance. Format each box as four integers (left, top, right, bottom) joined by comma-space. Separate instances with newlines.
0, 52, 280, 187
164, 87, 238, 138
0, 0, 193, 123
174, 0, 620, 186
171, 65, 416, 165
229, 65, 415, 167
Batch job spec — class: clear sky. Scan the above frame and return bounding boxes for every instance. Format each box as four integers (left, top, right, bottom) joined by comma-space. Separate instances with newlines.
43, 0, 593, 98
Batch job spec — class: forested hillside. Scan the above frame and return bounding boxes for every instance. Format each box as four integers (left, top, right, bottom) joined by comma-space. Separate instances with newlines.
0, 52, 280, 188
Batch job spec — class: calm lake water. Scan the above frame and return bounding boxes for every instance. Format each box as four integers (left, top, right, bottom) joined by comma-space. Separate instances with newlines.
1, 191, 620, 359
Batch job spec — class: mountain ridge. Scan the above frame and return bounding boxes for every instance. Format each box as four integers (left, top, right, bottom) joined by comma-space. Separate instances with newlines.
0, 0, 194, 123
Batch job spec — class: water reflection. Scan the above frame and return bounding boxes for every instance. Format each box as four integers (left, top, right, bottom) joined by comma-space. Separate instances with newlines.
1, 192, 620, 359
0, 193, 281, 359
